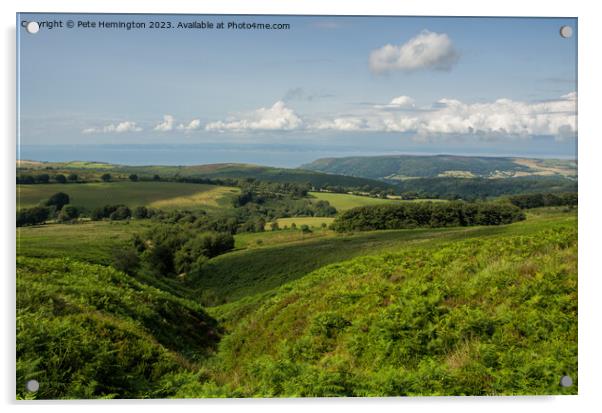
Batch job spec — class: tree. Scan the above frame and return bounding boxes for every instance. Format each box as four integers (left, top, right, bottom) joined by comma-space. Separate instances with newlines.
111, 247, 140, 275
54, 174, 67, 183
57, 205, 79, 222
67, 173, 78, 182
17, 175, 35, 184
45, 192, 70, 210
101, 173, 112, 182
152, 174, 161, 181
300, 224, 312, 234
129, 174, 138, 182
270, 221, 280, 231
291, 223, 297, 230
133, 206, 148, 219
35, 174, 50, 184
17, 206, 49, 227
110, 206, 131, 221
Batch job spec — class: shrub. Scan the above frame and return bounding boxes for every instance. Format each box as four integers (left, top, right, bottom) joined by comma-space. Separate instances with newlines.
45, 192, 70, 210
16, 206, 49, 227
133, 206, 149, 219
57, 205, 79, 223
54, 174, 67, 183
109, 206, 131, 221
35, 174, 50, 184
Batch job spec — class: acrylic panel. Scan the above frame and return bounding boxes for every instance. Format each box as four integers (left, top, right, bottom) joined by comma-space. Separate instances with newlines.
16, 13, 577, 399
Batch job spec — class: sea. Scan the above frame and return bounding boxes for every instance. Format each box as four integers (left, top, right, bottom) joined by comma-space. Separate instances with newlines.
18, 142, 577, 168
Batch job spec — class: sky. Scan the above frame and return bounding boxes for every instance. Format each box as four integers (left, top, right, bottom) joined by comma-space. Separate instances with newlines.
17, 14, 577, 165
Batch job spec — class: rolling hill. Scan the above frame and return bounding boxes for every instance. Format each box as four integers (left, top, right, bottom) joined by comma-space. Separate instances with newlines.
301, 155, 577, 180
203, 221, 577, 397
18, 161, 396, 191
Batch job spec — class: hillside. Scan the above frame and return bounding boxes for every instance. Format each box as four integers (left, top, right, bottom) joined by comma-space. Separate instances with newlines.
16, 256, 220, 399
202, 224, 577, 397
18, 161, 395, 191
16, 208, 578, 398
301, 155, 577, 180
17, 181, 239, 211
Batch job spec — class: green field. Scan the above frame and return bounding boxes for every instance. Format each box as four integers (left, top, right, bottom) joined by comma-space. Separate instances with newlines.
208, 224, 577, 397
275, 217, 335, 228
309, 191, 442, 211
17, 220, 151, 265
194, 209, 576, 304
17, 182, 239, 211
16, 206, 577, 398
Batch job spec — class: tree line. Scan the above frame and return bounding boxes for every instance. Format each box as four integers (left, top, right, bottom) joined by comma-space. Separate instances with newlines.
506, 192, 577, 209
331, 201, 525, 232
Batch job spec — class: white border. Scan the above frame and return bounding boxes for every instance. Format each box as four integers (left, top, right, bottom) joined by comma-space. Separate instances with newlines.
3, 1, 601, 412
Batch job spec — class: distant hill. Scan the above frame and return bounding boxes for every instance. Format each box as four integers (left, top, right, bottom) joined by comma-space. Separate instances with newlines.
18, 161, 395, 190
301, 155, 577, 181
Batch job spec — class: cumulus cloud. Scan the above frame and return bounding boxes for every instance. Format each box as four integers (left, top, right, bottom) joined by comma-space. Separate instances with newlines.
82, 121, 142, 134
369, 31, 459, 74
177, 119, 201, 132
154, 114, 175, 131
374, 95, 416, 109
205, 101, 303, 132
311, 93, 577, 140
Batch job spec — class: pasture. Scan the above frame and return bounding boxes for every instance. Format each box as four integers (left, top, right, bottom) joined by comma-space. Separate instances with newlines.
309, 191, 443, 211
17, 181, 238, 211
195, 209, 576, 304
275, 217, 335, 228
17, 220, 151, 265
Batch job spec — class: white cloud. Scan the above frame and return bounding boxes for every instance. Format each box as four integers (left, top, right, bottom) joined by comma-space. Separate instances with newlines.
205, 101, 303, 132
177, 119, 201, 132
154, 114, 175, 131
82, 121, 142, 134
311, 93, 577, 140
375, 95, 416, 109
313, 117, 368, 131
369, 31, 459, 74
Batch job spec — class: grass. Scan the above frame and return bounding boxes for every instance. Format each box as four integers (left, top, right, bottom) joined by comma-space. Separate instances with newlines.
201, 224, 577, 397
234, 229, 331, 250
309, 191, 443, 211
16, 256, 220, 399
17, 220, 151, 265
17, 181, 238, 211
15, 207, 577, 398
193, 209, 576, 305
275, 217, 335, 228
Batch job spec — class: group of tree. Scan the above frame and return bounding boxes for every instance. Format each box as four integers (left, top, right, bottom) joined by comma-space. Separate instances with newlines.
506, 192, 577, 209
331, 201, 525, 232
393, 176, 577, 201
17, 173, 78, 184
115, 224, 235, 277
17, 191, 80, 226
90, 204, 130, 220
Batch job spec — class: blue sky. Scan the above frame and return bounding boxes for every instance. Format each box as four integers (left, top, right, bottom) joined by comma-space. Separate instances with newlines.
17, 14, 577, 162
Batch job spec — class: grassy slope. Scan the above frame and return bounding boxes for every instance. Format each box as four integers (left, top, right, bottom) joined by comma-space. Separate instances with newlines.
17, 220, 151, 265
16, 208, 577, 398
17, 181, 238, 211
19, 161, 395, 190
195, 209, 575, 305
301, 155, 576, 179
201, 222, 577, 397
275, 217, 335, 228
309, 191, 443, 211
16, 256, 220, 399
